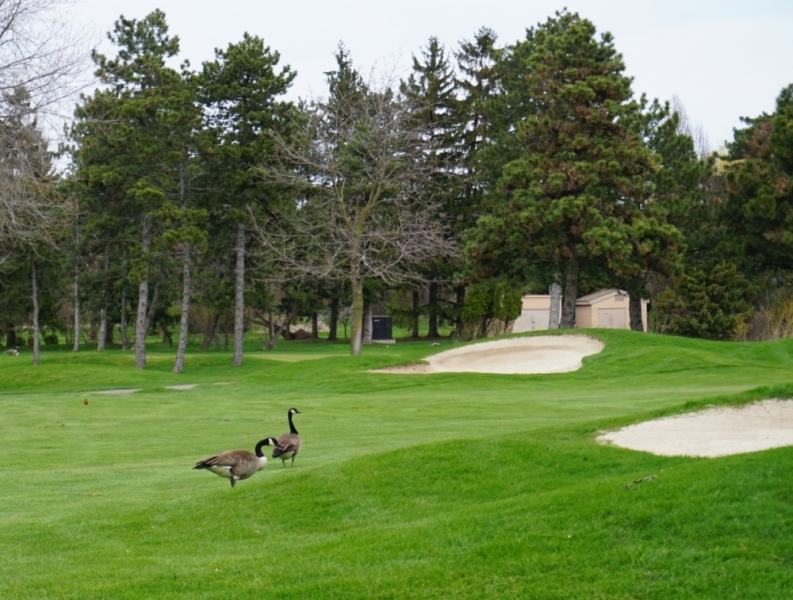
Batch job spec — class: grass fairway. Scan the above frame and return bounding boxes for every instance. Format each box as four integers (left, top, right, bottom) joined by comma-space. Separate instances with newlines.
2, 330, 793, 599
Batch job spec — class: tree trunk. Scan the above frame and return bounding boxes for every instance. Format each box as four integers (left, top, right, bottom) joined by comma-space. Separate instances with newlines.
265, 310, 293, 350
267, 309, 275, 345
350, 273, 364, 355
214, 316, 221, 350
173, 244, 191, 374
428, 282, 440, 338
411, 289, 420, 338
548, 280, 562, 330
629, 294, 644, 332
161, 322, 172, 346
454, 285, 466, 338
144, 284, 160, 338
200, 313, 219, 351
120, 290, 130, 350
328, 297, 338, 341
6, 326, 16, 348
283, 318, 292, 340
233, 222, 245, 367
73, 213, 81, 352
97, 250, 110, 351
72, 271, 80, 352
134, 215, 152, 369
31, 258, 40, 365
97, 305, 107, 351
363, 301, 373, 345
560, 246, 579, 329
134, 279, 149, 368
311, 312, 319, 339
105, 322, 114, 347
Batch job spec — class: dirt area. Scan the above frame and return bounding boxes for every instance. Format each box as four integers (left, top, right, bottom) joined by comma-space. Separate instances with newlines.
597, 399, 793, 457
372, 335, 604, 375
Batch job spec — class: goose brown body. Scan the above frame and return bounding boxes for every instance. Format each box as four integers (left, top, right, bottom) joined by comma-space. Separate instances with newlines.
273, 408, 302, 467
194, 437, 278, 487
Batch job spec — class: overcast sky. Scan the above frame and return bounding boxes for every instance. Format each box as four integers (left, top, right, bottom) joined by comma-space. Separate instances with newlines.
69, 0, 793, 150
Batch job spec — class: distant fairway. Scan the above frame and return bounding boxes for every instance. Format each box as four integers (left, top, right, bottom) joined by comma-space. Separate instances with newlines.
2, 330, 792, 599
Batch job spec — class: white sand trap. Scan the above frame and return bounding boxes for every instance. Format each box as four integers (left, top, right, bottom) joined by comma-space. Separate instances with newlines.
597, 399, 793, 457
374, 335, 604, 375
90, 389, 142, 395
165, 384, 198, 390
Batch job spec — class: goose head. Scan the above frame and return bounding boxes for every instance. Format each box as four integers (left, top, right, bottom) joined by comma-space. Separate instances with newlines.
254, 437, 280, 468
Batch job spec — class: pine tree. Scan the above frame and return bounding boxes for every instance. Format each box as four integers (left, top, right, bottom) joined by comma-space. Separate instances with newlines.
71, 10, 196, 369
467, 11, 658, 328
198, 33, 295, 367
723, 84, 793, 272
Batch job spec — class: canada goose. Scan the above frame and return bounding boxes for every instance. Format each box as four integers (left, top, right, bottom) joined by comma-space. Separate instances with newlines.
194, 437, 279, 487
274, 408, 302, 467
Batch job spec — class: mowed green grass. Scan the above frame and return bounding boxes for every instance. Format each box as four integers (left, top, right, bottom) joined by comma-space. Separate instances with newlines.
2, 330, 793, 599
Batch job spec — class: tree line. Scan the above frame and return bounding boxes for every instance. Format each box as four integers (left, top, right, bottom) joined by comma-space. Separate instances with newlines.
1, 8, 792, 369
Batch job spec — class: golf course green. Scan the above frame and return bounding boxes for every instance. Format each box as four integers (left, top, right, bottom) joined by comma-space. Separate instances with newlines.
2, 329, 792, 598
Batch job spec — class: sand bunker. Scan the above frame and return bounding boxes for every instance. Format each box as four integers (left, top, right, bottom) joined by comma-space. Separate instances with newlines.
374, 335, 604, 375
597, 399, 793, 457
165, 384, 198, 390
89, 389, 142, 395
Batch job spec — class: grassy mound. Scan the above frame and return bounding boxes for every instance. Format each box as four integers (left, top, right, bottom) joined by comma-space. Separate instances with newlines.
2, 330, 792, 598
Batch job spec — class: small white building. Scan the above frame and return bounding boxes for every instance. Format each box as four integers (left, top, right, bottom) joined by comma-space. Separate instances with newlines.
513, 289, 648, 332
575, 289, 648, 332
512, 294, 562, 333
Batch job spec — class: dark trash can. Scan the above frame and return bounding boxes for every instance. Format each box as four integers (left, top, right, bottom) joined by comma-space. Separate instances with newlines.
371, 316, 393, 341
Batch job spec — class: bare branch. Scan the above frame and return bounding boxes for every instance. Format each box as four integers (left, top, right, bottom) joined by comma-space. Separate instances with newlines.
671, 94, 711, 160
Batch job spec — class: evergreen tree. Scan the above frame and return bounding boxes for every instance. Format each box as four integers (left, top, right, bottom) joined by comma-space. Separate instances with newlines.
467, 11, 658, 328
198, 33, 295, 367
723, 84, 793, 272
449, 28, 502, 334
71, 10, 196, 369
401, 37, 460, 338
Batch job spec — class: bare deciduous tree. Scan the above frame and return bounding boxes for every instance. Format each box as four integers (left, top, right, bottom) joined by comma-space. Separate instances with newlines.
0, 87, 67, 365
254, 72, 457, 355
0, 0, 90, 262
0, 0, 92, 118
672, 95, 711, 160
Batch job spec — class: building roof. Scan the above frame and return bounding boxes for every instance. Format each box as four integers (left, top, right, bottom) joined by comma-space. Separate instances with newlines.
575, 289, 628, 306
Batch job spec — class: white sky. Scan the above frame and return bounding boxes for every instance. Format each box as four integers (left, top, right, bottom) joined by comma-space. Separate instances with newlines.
68, 0, 793, 150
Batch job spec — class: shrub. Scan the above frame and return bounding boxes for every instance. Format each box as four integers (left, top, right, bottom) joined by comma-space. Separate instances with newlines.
653, 262, 755, 340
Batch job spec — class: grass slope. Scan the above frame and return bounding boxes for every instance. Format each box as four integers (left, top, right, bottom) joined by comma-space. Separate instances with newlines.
1, 330, 792, 598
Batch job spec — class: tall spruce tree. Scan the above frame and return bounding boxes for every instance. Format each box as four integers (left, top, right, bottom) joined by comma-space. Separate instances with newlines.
401, 37, 460, 338
467, 11, 657, 328
450, 29, 502, 333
